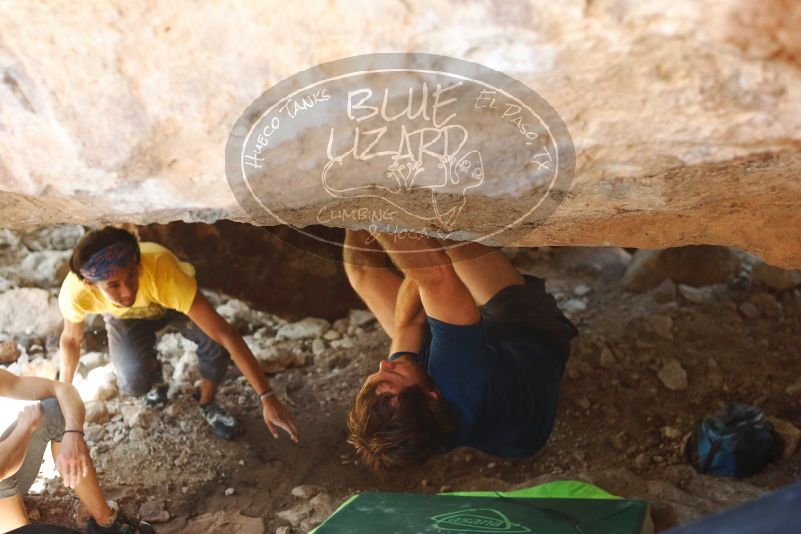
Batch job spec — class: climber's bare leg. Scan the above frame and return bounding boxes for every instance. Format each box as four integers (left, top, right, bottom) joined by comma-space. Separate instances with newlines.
51, 441, 114, 525
0, 495, 28, 532
440, 241, 524, 306
343, 230, 403, 338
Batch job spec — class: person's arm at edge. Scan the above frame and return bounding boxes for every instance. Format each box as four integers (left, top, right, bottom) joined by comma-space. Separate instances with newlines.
389, 277, 427, 355
373, 232, 480, 326
185, 292, 299, 442
59, 319, 84, 383
0, 369, 89, 487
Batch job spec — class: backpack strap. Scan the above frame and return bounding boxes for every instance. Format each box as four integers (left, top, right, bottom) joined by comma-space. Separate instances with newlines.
699, 439, 722, 474
685, 423, 722, 474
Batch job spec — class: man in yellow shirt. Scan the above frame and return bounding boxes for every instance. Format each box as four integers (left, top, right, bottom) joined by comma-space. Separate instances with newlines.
58, 227, 298, 442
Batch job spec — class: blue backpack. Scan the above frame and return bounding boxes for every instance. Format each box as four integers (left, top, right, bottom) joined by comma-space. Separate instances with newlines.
688, 403, 780, 477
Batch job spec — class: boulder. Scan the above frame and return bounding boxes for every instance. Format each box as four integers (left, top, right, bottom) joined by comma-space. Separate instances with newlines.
17, 225, 85, 251
291, 485, 323, 499
330, 337, 355, 350
767, 417, 801, 460
0, 2, 800, 268
785, 382, 801, 397
348, 309, 376, 328
79, 351, 108, 372
677, 284, 709, 304
574, 284, 592, 297
0, 288, 62, 339
214, 296, 277, 333
121, 404, 156, 428
83, 424, 105, 443
0, 277, 15, 293
156, 333, 198, 361
738, 301, 761, 319
255, 345, 306, 374
311, 339, 326, 357
76, 365, 119, 402
749, 292, 782, 317
17, 250, 70, 287
623, 247, 740, 292
561, 299, 588, 315
84, 401, 110, 424
651, 279, 677, 303
648, 315, 674, 341
0, 341, 21, 364
752, 262, 801, 290
138, 500, 171, 523
278, 491, 336, 531
276, 318, 331, 340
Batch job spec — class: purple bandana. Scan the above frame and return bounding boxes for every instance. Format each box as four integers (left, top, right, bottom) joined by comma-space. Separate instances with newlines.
79, 241, 136, 282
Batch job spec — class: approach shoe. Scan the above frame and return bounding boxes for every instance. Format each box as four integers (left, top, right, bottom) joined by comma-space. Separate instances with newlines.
144, 382, 168, 407
86, 512, 155, 534
199, 401, 238, 440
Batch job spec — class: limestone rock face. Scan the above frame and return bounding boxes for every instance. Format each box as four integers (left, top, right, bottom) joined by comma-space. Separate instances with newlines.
1, 0, 800, 266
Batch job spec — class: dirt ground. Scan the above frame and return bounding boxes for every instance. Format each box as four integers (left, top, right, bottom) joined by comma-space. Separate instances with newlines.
3, 229, 800, 532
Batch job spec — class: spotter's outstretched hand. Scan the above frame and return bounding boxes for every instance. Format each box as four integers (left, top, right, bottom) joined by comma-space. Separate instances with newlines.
262, 395, 299, 443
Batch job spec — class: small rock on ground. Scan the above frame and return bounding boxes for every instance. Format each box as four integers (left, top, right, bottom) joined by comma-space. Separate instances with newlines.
651, 279, 676, 303
291, 485, 323, 499
139, 500, 170, 523
600, 347, 617, 368
0, 340, 20, 364
348, 309, 375, 327
738, 301, 760, 319
767, 417, 801, 460
276, 318, 331, 340
658, 360, 688, 391
574, 284, 592, 297
84, 401, 110, 424
648, 315, 674, 340
562, 299, 587, 314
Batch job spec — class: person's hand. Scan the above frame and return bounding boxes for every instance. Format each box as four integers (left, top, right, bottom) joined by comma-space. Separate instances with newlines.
261, 395, 299, 443
17, 404, 44, 433
56, 432, 91, 489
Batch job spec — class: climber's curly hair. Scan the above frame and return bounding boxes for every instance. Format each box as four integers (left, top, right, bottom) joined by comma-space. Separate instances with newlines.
347, 380, 458, 472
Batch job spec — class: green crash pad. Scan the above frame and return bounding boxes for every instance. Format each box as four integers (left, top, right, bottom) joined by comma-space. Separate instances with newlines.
443, 480, 619, 500
310, 484, 651, 534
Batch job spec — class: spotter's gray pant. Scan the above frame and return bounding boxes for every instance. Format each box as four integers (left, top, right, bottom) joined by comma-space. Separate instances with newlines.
0, 398, 64, 499
104, 310, 230, 397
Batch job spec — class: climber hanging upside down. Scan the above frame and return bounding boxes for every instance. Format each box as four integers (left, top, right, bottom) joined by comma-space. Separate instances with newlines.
344, 230, 578, 471
57, 227, 298, 442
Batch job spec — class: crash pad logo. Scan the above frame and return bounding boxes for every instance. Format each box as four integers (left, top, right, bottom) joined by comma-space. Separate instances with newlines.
431, 508, 531, 533
226, 53, 574, 256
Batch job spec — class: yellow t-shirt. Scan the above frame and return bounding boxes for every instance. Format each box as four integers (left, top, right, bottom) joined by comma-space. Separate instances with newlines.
58, 242, 198, 323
